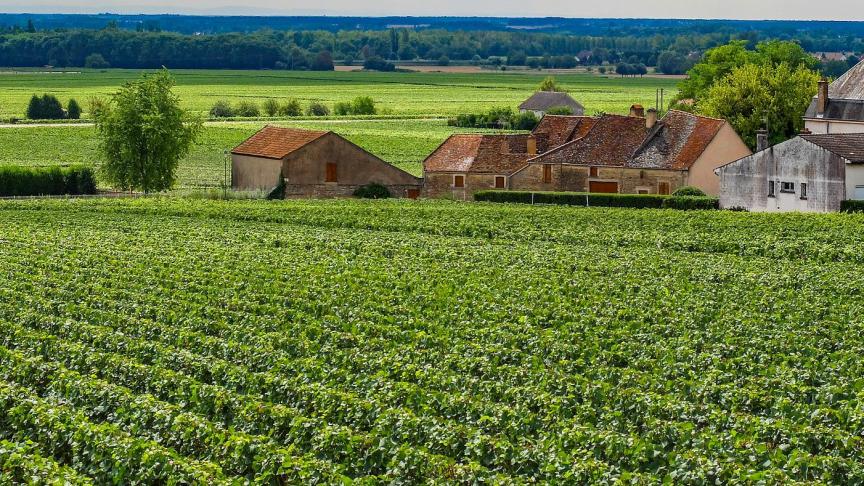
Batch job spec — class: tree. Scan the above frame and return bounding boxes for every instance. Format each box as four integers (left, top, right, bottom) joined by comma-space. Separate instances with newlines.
84, 53, 110, 69
306, 101, 330, 116
343, 54, 354, 66
657, 51, 689, 74
67, 99, 82, 119
279, 99, 302, 117
350, 96, 376, 115
26, 95, 42, 119
96, 69, 202, 193
25, 19, 35, 33
437, 55, 450, 66
311, 50, 334, 71
537, 76, 560, 92
262, 98, 280, 117
209, 100, 233, 118
363, 56, 395, 72
234, 101, 260, 117
26, 94, 64, 119
698, 63, 819, 150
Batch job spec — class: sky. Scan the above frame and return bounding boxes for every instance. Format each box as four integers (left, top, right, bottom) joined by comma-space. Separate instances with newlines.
1, 0, 862, 21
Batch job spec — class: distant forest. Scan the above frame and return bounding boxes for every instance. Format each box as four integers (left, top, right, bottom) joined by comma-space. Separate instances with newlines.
0, 14, 862, 72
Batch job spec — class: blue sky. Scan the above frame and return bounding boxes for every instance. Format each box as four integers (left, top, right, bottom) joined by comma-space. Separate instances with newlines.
2, 0, 861, 21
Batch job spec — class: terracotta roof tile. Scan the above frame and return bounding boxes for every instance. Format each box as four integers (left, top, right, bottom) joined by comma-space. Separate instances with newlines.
630, 110, 725, 170
802, 133, 864, 163
531, 115, 594, 153
424, 134, 533, 174
232, 126, 329, 159
529, 114, 648, 166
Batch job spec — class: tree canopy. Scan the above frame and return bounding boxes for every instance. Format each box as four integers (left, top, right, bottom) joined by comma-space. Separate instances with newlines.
96, 69, 202, 193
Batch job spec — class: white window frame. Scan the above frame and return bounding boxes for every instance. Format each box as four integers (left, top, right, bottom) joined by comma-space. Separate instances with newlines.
780, 181, 795, 193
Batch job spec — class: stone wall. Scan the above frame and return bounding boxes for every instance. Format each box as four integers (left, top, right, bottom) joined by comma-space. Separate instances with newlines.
510, 163, 687, 194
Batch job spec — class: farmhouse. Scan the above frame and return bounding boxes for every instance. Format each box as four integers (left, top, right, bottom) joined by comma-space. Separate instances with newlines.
422, 134, 535, 199
717, 133, 864, 212
518, 91, 585, 117
804, 59, 864, 134
231, 126, 422, 198
510, 109, 750, 195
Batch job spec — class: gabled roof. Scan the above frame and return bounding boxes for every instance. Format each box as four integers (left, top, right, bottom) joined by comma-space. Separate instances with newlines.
804, 59, 864, 122
804, 99, 864, 122
801, 133, 864, 163
630, 110, 725, 170
529, 114, 647, 166
423, 134, 533, 174
519, 91, 585, 114
531, 115, 595, 153
232, 126, 329, 159
828, 58, 864, 100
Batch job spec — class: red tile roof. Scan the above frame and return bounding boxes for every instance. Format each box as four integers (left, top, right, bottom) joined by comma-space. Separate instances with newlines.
232, 126, 329, 159
424, 134, 533, 174
630, 110, 725, 170
530, 114, 648, 166
531, 115, 595, 153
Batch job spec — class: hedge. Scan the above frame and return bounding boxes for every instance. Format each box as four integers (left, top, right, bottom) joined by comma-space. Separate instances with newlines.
474, 190, 719, 210
0, 165, 97, 197
841, 200, 864, 212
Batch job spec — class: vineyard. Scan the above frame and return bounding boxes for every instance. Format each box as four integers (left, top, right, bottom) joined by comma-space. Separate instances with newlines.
1, 198, 864, 483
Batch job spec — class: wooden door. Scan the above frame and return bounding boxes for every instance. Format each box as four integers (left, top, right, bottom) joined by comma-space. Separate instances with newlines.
589, 181, 619, 193
658, 182, 670, 195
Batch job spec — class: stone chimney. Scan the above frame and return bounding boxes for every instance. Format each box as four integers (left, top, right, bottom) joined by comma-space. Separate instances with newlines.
526, 135, 537, 155
817, 78, 829, 117
629, 104, 645, 118
646, 108, 658, 129
756, 129, 769, 152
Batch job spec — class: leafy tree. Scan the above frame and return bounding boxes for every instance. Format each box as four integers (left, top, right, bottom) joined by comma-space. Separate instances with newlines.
657, 51, 690, 74
342, 54, 354, 66
351, 96, 376, 115
209, 100, 233, 118
96, 69, 202, 193
363, 56, 395, 72
820, 60, 851, 78
437, 55, 450, 66
537, 76, 560, 92
279, 99, 302, 116
262, 98, 279, 117
306, 101, 330, 116
84, 53, 110, 69
310, 50, 334, 71
26, 95, 42, 119
25, 19, 35, 33
546, 106, 574, 115
698, 63, 819, 150
234, 101, 260, 117
67, 99, 82, 119
26, 94, 64, 119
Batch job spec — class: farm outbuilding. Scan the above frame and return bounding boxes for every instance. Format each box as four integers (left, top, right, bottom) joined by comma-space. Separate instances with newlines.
518, 91, 585, 117
231, 126, 422, 198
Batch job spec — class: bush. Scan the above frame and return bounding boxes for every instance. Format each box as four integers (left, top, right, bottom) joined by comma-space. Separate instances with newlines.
306, 101, 330, 116
262, 99, 280, 117
66, 99, 82, 119
334, 101, 352, 116
353, 183, 391, 199
266, 175, 285, 200
841, 200, 864, 212
512, 112, 539, 130
279, 99, 302, 117
363, 56, 395, 72
545, 106, 574, 115
26, 94, 65, 120
437, 55, 450, 66
234, 100, 260, 117
88, 97, 108, 119
672, 186, 707, 197
209, 100, 234, 118
343, 54, 354, 66
351, 96, 376, 115
474, 191, 718, 210
0, 165, 97, 197
449, 106, 537, 130
84, 53, 110, 69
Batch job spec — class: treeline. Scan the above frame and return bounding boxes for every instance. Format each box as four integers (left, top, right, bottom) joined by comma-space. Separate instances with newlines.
0, 27, 860, 72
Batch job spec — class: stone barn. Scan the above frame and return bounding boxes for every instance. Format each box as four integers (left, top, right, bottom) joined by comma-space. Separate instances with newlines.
519, 91, 585, 118
232, 126, 421, 198
717, 133, 864, 212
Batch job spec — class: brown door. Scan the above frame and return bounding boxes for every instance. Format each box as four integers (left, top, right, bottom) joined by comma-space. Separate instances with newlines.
325, 163, 337, 183
406, 189, 420, 199
543, 164, 552, 183
589, 181, 619, 193
658, 182, 670, 195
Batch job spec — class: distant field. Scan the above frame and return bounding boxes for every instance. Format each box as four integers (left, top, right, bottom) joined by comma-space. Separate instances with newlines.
0, 120, 503, 187
0, 69, 679, 119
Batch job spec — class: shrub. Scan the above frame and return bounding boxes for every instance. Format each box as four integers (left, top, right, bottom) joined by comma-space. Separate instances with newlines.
351, 96, 376, 115
262, 99, 280, 117
672, 186, 707, 197
26, 94, 65, 120
84, 53, 110, 69
67, 99, 82, 119
343, 54, 354, 66
841, 200, 864, 213
449, 106, 536, 130
266, 176, 285, 200
512, 112, 539, 130
545, 106, 574, 115
474, 191, 718, 210
437, 55, 450, 66
306, 101, 330, 116
334, 101, 352, 116
353, 183, 391, 199
88, 97, 108, 119
279, 99, 302, 117
363, 56, 395, 72
209, 100, 234, 118
0, 165, 97, 197
234, 101, 260, 118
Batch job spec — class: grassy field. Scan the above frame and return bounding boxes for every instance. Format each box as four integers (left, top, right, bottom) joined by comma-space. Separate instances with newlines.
1, 197, 863, 483
0, 119, 501, 186
0, 69, 678, 119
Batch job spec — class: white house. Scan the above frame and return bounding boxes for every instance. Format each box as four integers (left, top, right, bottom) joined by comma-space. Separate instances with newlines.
804, 59, 864, 135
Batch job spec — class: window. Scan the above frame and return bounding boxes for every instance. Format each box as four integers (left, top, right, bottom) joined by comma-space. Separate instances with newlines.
800, 182, 808, 199
453, 175, 465, 188
543, 164, 552, 183
494, 176, 506, 189
325, 163, 337, 183
768, 181, 775, 197
781, 182, 795, 193
658, 182, 670, 195
589, 167, 599, 178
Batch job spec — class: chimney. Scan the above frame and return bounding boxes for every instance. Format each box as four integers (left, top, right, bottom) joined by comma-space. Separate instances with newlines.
646, 108, 658, 129
526, 135, 537, 155
817, 78, 829, 117
629, 104, 645, 118
756, 129, 769, 152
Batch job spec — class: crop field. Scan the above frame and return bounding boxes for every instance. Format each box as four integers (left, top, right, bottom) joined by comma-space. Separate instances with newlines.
0, 69, 678, 119
0, 119, 494, 186
0, 197, 863, 483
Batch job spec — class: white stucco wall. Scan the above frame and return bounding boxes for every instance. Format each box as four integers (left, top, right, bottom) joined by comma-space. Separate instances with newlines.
805, 119, 864, 134
845, 164, 864, 200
